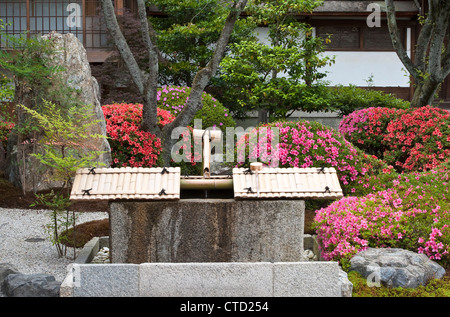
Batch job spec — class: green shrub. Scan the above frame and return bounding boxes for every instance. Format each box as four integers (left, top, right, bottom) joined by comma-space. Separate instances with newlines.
329, 85, 410, 117
157, 86, 236, 132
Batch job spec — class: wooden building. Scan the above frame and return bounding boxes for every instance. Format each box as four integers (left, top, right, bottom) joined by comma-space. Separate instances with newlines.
0, 0, 136, 62
305, 0, 449, 108
0, 0, 449, 107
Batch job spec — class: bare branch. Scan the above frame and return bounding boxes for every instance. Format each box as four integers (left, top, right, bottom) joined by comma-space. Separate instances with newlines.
136, 0, 159, 133
428, 1, 450, 82
413, 14, 433, 72
385, 0, 420, 79
147, 20, 168, 64
136, 0, 159, 71
100, 0, 145, 94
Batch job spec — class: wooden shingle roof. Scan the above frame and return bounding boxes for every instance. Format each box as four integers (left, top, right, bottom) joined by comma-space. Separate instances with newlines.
232, 167, 343, 200
69, 166, 343, 201
70, 167, 180, 201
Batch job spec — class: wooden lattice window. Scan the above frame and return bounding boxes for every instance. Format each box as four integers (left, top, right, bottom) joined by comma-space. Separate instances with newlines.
316, 24, 406, 51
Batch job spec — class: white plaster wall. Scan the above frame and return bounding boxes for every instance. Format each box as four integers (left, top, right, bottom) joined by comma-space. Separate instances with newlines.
321, 51, 410, 87
254, 26, 412, 88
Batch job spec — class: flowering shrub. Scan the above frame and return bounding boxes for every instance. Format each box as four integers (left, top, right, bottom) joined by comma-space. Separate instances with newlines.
313, 163, 450, 269
102, 103, 202, 174
383, 106, 450, 172
0, 120, 14, 150
339, 106, 450, 172
235, 120, 387, 195
157, 86, 236, 131
338, 107, 397, 159
102, 103, 174, 168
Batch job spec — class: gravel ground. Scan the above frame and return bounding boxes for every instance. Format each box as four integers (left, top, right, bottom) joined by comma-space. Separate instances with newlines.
0, 207, 109, 282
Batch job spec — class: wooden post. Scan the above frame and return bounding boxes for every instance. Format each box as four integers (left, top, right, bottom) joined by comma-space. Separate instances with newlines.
26, 0, 30, 38
82, 0, 86, 47
115, 0, 124, 15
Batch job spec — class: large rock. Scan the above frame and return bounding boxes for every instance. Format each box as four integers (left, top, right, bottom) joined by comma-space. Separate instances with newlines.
349, 248, 446, 288
0, 263, 20, 294
44, 32, 111, 165
338, 269, 353, 297
6, 32, 111, 192
5, 273, 61, 297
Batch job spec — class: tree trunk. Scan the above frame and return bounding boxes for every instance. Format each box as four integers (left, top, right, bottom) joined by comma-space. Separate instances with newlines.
258, 109, 268, 124
411, 79, 441, 107
385, 0, 450, 108
141, 90, 160, 135
160, 128, 173, 167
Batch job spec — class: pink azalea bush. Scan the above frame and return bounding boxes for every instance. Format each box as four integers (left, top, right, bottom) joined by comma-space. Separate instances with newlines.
102, 103, 202, 174
383, 106, 450, 171
339, 106, 450, 172
235, 120, 387, 195
338, 107, 397, 159
313, 162, 450, 269
102, 103, 173, 168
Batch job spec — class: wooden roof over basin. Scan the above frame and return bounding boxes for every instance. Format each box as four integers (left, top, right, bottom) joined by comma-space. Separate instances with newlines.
70, 166, 343, 201
70, 167, 181, 201
232, 167, 343, 200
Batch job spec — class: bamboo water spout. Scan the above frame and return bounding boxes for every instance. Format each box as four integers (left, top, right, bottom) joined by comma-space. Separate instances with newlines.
193, 128, 222, 179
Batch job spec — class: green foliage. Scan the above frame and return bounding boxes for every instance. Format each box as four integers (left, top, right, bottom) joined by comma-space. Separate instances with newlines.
0, 72, 14, 105
94, 2, 255, 103
328, 85, 410, 117
21, 100, 107, 258
219, 39, 332, 119
0, 24, 61, 109
247, 0, 323, 21
30, 191, 75, 258
0, 23, 82, 144
149, 0, 256, 87
218, 1, 334, 119
157, 86, 236, 132
19, 101, 107, 186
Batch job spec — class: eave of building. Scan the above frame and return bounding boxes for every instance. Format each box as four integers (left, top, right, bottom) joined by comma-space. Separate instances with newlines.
311, 1, 419, 13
